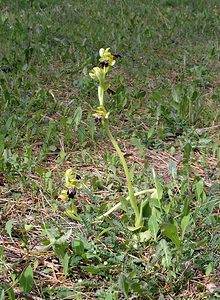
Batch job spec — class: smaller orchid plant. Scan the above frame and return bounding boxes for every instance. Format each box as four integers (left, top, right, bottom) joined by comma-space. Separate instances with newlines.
58, 169, 82, 222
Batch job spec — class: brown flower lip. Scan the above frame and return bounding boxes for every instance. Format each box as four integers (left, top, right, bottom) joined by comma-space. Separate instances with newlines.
99, 60, 109, 68
67, 188, 76, 199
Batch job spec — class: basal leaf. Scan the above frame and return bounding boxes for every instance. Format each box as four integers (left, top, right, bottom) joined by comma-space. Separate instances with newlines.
19, 265, 34, 293
181, 214, 191, 240
161, 224, 182, 248
148, 215, 159, 241
5, 219, 14, 239
160, 239, 171, 268
62, 252, 70, 276
118, 274, 129, 297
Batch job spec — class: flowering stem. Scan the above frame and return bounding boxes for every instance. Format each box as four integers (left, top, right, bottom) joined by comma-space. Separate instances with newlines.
98, 86, 104, 106
103, 118, 142, 227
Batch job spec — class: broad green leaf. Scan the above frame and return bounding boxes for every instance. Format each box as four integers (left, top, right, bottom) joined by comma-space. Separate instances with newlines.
0, 289, 5, 300
72, 239, 84, 256
88, 117, 95, 140
183, 143, 192, 163
139, 230, 151, 242
62, 252, 70, 276
161, 224, 182, 248
195, 180, 206, 203
19, 265, 34, 293
181, 214, 190, 240
5, 220, 13, 240
181, 196, 192, 217
56, 229, 72, 245
79, 124, 86, 146
160, 239, 171, 268
142, 202, 152, 219
82, 265, 106, 275
24, 224, 33, 231
172, 88, 179, 103
0, 245, 4, 257
118, 274, 129, 297
205, 263, 213, 276
105, 292, 118, 300
45, 228, 56, 245
73, 106, 82, 130
168, 161, 177, 179
147, 127, 154, 139
196, 180, 204, 197
3, 284, 15, 300
148, 215, 159, 241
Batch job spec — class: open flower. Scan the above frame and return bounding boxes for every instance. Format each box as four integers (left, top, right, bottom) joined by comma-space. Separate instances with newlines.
89, 66, 107, 81
58, 169, 82, 201
99, 48, 115, 66
65, 169, 82, 189
58, 190, 69, 201
93, 105, 109, 119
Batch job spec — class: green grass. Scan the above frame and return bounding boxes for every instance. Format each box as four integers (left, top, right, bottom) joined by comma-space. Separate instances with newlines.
0, 0, 220, 299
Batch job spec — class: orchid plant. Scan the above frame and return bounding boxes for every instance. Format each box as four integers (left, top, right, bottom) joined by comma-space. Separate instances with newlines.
59, 48, 162, 232
89, 48, 160, 230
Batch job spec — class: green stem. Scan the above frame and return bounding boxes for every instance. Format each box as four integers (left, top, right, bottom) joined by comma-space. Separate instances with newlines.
103, 118, 141, 226
98, 86, 104, 106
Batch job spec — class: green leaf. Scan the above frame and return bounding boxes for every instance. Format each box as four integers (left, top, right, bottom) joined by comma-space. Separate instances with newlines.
195, 180, 206, 203
160, 239, 171, 268
168, 161, 177, 180
148, 214, 159, 241
181, 214, 190, 240
151, 170, 163, 203
139, 230, 151, 242
56, 229, 72, 245
0, 289, 5, 300
79, 124, 87, 146
147, 127, 154, 139
5, 220, 14, 239
161, 224, 182, 248
118, 274, 129, 297
82, 265, 106, 275
73, 106, 82, 130
142, 202, 152, 219
62, 252, 70, 276
183, 143, 192, 163
72, 239, 85, 256
205, 263, 213, 276
105, 292, 118, 300
19, 265, 34, 293
3, 284, 15, 300
181, 196, 192, 217
24, 224, 33, 232
88, 117, 95, 140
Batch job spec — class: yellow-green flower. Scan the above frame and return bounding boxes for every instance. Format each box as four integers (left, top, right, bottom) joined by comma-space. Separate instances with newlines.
58, 190, 69, 201
93, 105, 109, 119
99, 48, 115, 66
64, 169, 82, 189
89, 66, 107, 81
